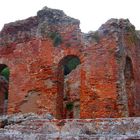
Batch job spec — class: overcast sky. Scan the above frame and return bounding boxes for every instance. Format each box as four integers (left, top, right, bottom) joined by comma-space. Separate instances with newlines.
0, 0, 139, 32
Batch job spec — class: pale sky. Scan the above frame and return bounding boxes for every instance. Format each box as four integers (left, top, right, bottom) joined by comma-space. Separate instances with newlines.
0, 0, 140, 33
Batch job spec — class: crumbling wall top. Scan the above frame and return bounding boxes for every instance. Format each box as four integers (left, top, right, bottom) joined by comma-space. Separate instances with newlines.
99, 18, 135, 33
83, 18, 138, 46
0, 7, 80, 46
37, 7, 80, 25
0, 7, 139, 47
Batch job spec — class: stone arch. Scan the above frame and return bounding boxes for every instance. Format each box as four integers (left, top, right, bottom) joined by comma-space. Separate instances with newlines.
124, 56, 135, 116
56, 55, 81, 119
53, 49, 84, 66
0, 64, 10, 115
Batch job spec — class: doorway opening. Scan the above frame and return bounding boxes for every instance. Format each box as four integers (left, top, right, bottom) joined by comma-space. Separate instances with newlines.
0, 64, 9, 115
57, 55, 80, 119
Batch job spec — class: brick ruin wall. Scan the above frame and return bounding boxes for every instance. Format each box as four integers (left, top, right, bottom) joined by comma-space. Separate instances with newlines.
0, 7, 140, 120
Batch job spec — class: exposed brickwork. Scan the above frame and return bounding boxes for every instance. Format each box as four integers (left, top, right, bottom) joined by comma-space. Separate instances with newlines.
0, 7, 140, 119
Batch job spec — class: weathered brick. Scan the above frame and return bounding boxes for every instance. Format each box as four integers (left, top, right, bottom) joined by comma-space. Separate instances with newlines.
0, 7, 139, 120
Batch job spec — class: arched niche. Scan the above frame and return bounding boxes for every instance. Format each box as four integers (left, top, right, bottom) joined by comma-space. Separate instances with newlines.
57, 55, 81, 119
0, 64, 10, 115
124, 56, 135, 116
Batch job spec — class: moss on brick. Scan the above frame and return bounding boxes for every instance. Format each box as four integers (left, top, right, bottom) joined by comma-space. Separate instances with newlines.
48, 32, 63, 47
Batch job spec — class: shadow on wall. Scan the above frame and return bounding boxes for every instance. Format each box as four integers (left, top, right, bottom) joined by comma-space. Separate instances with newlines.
124, 56, 135, 117
0, 64, 9, 115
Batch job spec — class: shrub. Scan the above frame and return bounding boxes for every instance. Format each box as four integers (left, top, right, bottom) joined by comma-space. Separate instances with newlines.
48, 32, 62, 47
66, 102, 74, 111
1, 67, 10, 81
64, 57, 80, 75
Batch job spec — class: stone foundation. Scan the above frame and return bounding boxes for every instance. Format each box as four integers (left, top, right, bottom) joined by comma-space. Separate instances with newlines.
0, 113, 139, 139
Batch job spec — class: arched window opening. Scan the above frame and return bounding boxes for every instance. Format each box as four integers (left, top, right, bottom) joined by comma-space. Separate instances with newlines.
0, 64, 9, 115
124, 57, 135, 116
63, 57, 81, 75
57, 56, 81, 119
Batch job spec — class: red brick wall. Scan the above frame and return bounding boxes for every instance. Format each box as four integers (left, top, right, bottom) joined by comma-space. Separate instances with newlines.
0, 8, 140, 118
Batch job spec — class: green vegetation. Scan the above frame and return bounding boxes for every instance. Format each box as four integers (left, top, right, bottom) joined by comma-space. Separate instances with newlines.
66, 102, 74, 111
0, 66, 9, 100
64, 57, 80, 75
1, 67, 10, 81
48, 32, 62, 47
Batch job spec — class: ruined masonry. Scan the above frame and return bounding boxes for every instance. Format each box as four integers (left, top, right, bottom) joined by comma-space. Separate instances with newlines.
0, 7, 140, 139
